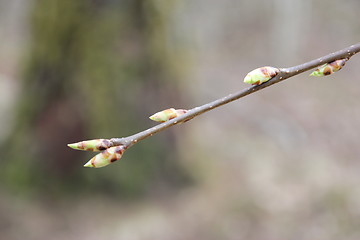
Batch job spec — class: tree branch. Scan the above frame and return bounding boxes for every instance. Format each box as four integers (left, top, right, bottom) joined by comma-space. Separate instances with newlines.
110, 43, 360, 148
68, 43, 360, 167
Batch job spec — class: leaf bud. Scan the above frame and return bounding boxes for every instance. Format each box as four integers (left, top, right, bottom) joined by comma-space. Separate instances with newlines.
84, 146, 126, 168
149, 108, 188, 122
310, 58, 348, 77
67, 139, 112, 152
244, 66, 279, 85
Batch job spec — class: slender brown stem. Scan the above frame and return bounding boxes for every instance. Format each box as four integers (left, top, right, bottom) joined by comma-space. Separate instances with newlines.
101, 43, 360, 149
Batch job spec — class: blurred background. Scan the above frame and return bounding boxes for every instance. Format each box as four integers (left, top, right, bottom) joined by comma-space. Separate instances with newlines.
1, 0, 360, 239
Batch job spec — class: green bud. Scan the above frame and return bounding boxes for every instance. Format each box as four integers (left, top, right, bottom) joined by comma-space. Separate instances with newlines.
67, 139, 112, 151
244, 66, 280, 85
84, 146, 125, 168
149, 108, 188, 122
310, 58, 348, 77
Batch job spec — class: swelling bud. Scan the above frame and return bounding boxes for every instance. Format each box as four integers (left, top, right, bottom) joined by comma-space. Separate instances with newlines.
244, 66, 280, 85
149, 108, 188, 122
310, 58, 348, 77
67, 139, 112, 151
84, 146, 126, 168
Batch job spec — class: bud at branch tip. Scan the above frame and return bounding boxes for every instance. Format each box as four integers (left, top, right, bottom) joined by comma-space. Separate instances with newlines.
67, 139, 112, 152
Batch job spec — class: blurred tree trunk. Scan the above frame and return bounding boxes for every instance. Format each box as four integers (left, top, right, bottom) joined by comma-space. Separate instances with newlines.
1, 0, 190, 197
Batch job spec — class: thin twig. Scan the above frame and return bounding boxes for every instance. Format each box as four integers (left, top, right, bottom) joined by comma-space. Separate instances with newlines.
74, 43, 360, 152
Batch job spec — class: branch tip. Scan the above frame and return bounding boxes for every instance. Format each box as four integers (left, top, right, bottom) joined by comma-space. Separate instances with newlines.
68, 42, 360, 169
67, 139, 113, 152
83, 161, 93, 168
67, 143, 78, 150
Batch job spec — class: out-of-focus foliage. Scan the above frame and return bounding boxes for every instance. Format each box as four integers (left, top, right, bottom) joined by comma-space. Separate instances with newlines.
0, 0, 191, 197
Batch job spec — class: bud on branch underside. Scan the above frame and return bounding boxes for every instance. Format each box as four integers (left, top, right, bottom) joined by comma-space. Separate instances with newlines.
309, 58, 348, 76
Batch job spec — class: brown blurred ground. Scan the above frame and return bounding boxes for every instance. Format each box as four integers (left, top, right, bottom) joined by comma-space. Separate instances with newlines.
1, 0, 360, 239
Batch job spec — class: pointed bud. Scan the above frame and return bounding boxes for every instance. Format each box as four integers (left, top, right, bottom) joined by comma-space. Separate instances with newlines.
149, 108, 188, 122
244, 66, 280, 85
67, 139, 112, 152
310, 58, 348, 77
84, 146, 126, 168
